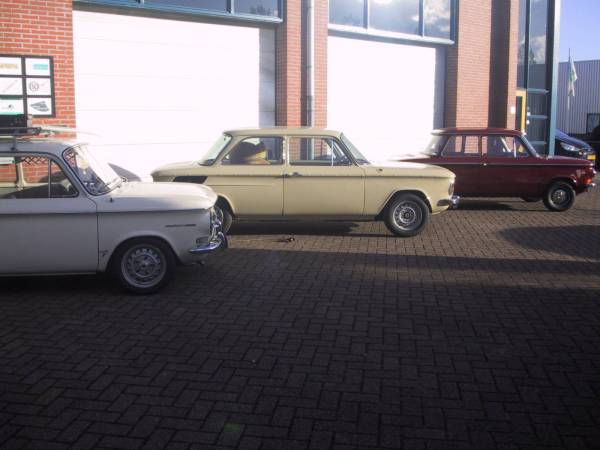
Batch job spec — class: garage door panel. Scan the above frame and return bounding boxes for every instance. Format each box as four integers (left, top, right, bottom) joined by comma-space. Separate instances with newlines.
74, 11, 275, 180
328, 36, 445, 162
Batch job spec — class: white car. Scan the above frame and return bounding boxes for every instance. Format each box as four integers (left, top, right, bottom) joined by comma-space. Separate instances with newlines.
0, 124, 226, 294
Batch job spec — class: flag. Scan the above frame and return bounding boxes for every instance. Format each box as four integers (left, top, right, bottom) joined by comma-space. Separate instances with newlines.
567, 53, 578, 97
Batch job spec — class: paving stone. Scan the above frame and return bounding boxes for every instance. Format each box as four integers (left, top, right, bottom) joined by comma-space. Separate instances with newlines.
1, 189, 600, 449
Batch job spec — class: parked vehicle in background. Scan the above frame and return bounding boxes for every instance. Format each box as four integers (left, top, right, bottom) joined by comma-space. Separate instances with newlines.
0, 117, 226, 294
555, 129, 597, 164
397, 128, 596, 212
151, 128, 459, 237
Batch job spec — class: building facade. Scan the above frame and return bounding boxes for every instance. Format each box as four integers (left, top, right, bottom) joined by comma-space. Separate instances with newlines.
556, 59, 600, 136
1, 0, 560, 179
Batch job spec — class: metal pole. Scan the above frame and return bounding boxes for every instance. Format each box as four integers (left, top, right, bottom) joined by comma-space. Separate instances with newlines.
306, 0, 315, 127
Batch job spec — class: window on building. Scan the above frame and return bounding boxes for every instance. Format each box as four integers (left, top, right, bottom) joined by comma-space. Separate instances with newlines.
143, 0, 227, 12
423, 0, 451, 39
235, 0, 279, 16
329, 0, 365, 27
329, 0, 453, 41
76, 0, 281, 20
370, 0, 420, 35
587, 114, 600, 136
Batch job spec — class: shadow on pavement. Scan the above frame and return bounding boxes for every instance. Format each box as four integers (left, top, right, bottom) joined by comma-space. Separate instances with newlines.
501, 225, 600, 260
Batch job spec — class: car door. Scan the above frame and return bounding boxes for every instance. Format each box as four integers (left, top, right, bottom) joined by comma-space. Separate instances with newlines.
210, 136, 284, 217
0, 154, 98, 274
478, 136, 540, 196
434, 135, 483, 196
283, 136, 365, 216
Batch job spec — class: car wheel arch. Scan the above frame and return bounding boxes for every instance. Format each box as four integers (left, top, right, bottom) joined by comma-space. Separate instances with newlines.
216, 195, 235, 217
377, 190, 432, 220
106, 235, 180, 272
546, 176, 577, 191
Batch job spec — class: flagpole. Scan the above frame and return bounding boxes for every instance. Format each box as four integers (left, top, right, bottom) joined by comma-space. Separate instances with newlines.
567, 49, 571, 133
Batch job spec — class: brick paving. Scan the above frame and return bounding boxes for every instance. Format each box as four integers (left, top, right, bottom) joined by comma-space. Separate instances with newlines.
1, 189, 600, 449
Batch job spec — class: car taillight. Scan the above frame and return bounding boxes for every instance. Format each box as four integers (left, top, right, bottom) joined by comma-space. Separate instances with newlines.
583, 176, 594, 185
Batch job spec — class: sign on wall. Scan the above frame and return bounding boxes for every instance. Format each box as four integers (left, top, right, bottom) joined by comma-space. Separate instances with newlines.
0, 55, 55, 117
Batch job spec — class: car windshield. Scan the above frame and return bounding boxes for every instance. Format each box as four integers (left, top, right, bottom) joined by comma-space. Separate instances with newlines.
63, 144, 121, 195
422, 135, 445, 156
341, 134, 370, 164
198, 134, 232, 165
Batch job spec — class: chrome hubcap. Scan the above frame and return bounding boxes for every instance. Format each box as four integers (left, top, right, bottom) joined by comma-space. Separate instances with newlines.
393, 201, 421, 230
551, 188, 568, 205
122, 245, 165, 288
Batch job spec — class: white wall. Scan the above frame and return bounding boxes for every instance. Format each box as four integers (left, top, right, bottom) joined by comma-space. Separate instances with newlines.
73, 11, 275, 180
328, 36, 445, 161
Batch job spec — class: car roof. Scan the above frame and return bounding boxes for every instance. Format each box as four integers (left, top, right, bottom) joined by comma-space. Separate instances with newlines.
223, 127, 343, 138
433, 127, 524, 137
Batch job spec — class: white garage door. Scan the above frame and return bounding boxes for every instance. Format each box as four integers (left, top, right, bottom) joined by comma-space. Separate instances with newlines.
328, 36, 445, 162
73, 11, 275, 180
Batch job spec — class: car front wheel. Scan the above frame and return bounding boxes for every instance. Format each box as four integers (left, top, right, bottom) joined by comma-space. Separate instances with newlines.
543, 181, 575, 212
112, 238, 176, 294
384, 194, 429, 237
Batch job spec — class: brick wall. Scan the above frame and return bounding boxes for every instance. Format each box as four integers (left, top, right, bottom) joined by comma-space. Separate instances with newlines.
276, 0, 302, 126
488, 0, 520, 128
313, 0, 328, 127
0, 0, 75, 127
445, 1, 492, 128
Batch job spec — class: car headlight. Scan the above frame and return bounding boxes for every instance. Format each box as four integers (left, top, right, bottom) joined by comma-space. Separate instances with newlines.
560, 142, 578, 152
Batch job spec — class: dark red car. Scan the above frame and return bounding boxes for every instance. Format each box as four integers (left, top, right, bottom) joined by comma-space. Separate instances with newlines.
399, 128, 596, 212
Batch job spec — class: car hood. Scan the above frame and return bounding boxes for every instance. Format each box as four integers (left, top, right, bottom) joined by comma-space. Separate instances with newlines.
556, 130, 592, 150
542, 155, 593, 165
366, 160, 455, 178
95, 181, 217, 212
153, 161, 197, 174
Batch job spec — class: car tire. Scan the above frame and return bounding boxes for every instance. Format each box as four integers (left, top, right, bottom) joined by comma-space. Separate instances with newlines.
543, 181, 575, 212
384, 194, 429, 237
215, 205, 233, 234
111, 237, 176, 294
521, 197, 540, 202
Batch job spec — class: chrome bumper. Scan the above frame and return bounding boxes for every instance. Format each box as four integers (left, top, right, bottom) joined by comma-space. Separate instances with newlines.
439, 195, 460, 208
189, 232, 227, 255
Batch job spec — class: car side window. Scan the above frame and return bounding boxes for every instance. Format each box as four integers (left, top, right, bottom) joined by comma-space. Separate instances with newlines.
441, 136, 481, 157
288, 137, 350, 166
222, 137, 283, 165
0, 155, 76, 199
482, 136, 530, 158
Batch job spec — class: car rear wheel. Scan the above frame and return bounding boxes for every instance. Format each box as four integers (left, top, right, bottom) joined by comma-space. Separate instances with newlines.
521, 197, 540, 202
384, 194, 429, 237
543, 181, 575, 212
112, 238, 175, 294
215, 205, 232, 234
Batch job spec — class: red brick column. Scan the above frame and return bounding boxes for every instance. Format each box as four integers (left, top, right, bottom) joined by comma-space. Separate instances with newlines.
313, 0, 328, 128
0, 0, 76, 127
445, 1, 492, 127
276, 0, 302, 126
488, 0, 520, 128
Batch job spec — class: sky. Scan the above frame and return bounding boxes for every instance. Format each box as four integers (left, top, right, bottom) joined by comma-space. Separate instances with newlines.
559, 0, 600, 62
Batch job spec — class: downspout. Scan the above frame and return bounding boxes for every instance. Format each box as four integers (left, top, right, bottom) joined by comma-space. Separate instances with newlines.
306, 0, 315, 127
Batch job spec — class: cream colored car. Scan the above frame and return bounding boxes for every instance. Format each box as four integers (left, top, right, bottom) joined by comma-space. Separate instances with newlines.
0, 125, 225, 294
152, 128, 458, 237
